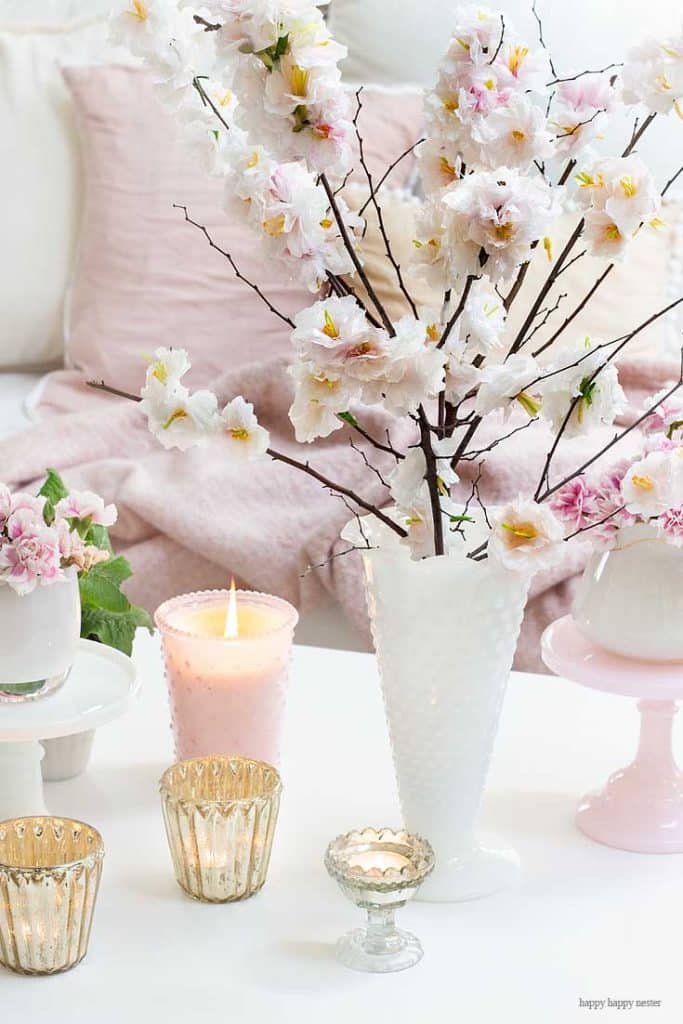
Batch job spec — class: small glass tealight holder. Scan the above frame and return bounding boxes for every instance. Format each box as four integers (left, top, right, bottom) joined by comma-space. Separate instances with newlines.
325, 826, 434, 973
0, 817, 104, 975
160, 755, 282, 903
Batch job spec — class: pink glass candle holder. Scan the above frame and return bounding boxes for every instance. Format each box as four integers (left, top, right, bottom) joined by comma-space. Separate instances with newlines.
155, 590, 298, 765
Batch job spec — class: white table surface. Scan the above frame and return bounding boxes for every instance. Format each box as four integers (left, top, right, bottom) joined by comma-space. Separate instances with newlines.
2, 631, 681, 1024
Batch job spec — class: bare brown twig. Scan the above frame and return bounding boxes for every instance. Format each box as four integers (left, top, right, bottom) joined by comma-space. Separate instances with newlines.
174, 205, 296, 328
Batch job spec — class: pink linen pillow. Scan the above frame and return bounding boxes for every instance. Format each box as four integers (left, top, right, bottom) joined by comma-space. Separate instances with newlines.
62, 66, 424, 395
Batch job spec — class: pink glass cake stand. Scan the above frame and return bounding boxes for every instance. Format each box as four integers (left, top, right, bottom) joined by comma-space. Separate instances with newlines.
541, 615, 683, 854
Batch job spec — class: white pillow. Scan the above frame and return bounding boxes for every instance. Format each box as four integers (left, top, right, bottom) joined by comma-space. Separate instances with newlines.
0, 13, 112, 371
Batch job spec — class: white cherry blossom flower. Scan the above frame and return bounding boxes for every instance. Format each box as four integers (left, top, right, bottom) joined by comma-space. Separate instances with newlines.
142, 347, 191, 402
141, 385, 218, 451
576, 156, 662, 258
474, 353, 541, 418
288, 363, 359, 443
621, 448, 683, 517
489, 497, 564, 572
219, 396, 270, 458
444, 337, 482, 403
459, 277, 507, 357
621, 33, 683, 117
440, 168, 557, 281
477, 93, 552, 170
539, 339, 626, 438
551, 75, 615, 158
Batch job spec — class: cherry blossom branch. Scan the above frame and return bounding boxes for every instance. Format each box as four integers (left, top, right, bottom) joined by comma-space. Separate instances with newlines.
320, 173, 395, 335
548, 62, 623, 86
488, 15, 505, 65
662, 165, 683, 198
532, 263, 613, 357
539, 368, 683, 505
326, 273, 384, 328
349, 438, 391, 489
418, 405, 445, 556
353, 88, 419, 318
87, 381, 141, 403
563, 504, 626, 542
534, 303, 683, 500
193, 76, 231, 132
193, 14, 221, 32
85, 381, 406, 538
337, 414, 405, 459
173, 205, 296, 328
458, 418, 535, 460
438, 274, 478, 349
524, 290, 568, 345
266, 447, 407, 537
531, 0, 557, 79
357, 139, 426, 218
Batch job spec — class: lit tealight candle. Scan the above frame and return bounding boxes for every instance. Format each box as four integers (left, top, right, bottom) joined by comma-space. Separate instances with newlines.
155, 585, 298, 764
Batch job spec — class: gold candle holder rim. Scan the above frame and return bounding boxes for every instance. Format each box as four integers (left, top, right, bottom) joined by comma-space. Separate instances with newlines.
154, 589, 299, 644
0, 816, 105, 872
159, 754, 283, 808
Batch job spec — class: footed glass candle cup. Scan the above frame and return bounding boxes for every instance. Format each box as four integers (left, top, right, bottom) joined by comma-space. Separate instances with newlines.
0, 817, 104, 975
325, 827, 434, 973
155, 590, 298, 764
160, 755, 282, 902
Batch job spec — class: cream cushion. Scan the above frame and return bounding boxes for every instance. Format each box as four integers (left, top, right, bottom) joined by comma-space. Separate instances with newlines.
0, 11, 113, 370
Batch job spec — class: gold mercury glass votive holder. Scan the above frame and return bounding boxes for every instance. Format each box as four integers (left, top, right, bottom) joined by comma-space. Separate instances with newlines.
0, 817, 104, 975
160, 755, 282, 903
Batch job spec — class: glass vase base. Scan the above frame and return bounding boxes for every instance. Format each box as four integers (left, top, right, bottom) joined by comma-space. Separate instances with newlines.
336, 927, 423, 973
415, 837, 520, 903
0, 668, 70, 704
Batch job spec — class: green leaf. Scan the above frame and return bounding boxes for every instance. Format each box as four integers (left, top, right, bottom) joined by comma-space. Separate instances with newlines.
39, 468, 69, 505
86, 555, 133, 588
81, 606, 138, 657
80, 603, 153, 657
39, 468, 69, 524
79, 572, 131, 614
448, 514, 475, 524
84, 524, 113, 554
274, 32, 289, 58
337, 411, 359, 428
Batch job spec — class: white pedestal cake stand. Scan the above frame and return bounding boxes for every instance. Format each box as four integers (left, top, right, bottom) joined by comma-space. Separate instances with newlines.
0, 639, 138, 820
542, 615, 683, 854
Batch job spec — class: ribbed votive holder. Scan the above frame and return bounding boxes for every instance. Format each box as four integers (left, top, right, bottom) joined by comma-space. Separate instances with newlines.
159, 755, 282, 903
0, 817, 104, 975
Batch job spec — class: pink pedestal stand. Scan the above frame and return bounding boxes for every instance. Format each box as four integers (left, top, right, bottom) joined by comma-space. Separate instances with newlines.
541, 616, 683, 854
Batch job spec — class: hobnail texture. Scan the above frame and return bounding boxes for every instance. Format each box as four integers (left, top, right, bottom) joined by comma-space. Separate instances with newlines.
160, 755, 282, 903
363, 548, 529, 900
155, 590, 297, 765
0, 817, 104, 975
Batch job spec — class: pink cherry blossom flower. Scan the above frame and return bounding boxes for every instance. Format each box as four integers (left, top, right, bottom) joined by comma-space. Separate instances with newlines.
0, 518, 62, 595
660, 506, 683, 546
54, 490, 117, 527
550, 478, 599, 532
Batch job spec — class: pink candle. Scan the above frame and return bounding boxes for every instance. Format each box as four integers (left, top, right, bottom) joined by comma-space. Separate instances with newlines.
155, 589, 298, 765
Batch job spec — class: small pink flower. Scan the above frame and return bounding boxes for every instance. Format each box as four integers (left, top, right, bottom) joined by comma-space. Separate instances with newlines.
660, 506, 683, 546
0, 521, 62, 595
550, 478, 599, 532
56, 518, 110, 572
55, 490, 117, 527
10, 492, 46, 519
6, 507, 47, 543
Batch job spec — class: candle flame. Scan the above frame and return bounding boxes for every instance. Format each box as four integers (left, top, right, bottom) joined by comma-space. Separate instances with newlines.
224, 578, 239, 639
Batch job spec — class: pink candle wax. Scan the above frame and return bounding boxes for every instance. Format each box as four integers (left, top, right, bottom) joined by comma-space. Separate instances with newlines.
155, 590, 298, 765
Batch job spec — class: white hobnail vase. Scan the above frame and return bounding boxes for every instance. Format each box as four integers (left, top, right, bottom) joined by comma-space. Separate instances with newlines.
573, 523, 683, 662
363, 544, 530, 902
0, 570, 81, 702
